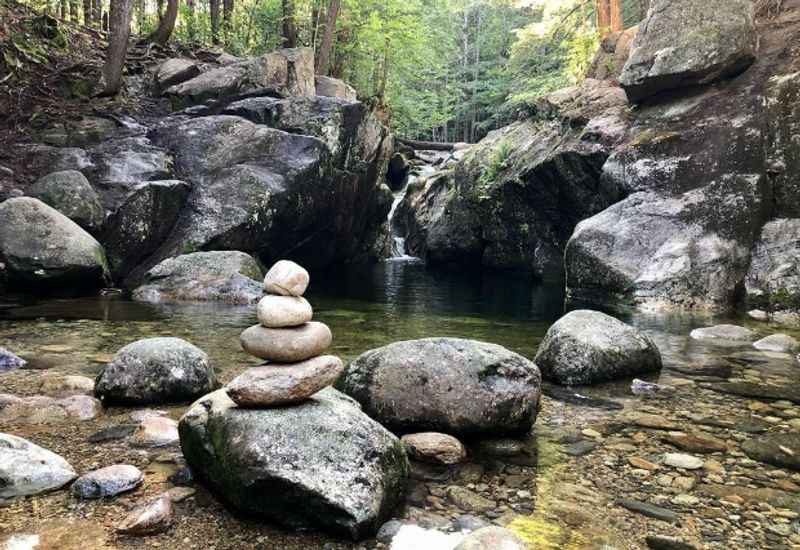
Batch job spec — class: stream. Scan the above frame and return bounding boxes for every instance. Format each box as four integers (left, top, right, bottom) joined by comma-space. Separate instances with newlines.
1, 262, 799, 548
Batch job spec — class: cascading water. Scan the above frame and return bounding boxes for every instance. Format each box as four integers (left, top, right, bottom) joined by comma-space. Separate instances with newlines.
385, 162, 439, 262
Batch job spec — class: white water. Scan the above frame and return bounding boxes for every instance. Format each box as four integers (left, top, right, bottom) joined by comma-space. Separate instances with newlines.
385, 165, 438, 263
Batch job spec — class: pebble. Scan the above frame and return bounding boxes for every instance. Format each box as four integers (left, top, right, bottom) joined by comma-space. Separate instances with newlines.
617, 498, 679, 523
663, 453, 704, 470
628, 457, 659, 471
402, 433, 468, 465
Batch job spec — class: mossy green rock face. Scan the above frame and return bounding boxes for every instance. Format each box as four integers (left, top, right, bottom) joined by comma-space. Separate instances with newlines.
29, 170, 105, 230
534, 310, 662, 385
0, 197, 109, 287
339, 338, 542, 436
620, 0, 756, 102
179, 388, 409, 540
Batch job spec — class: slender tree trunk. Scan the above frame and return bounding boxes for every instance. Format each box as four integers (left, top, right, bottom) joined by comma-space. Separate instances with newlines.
102, 0, 133, 96
82, 0, 91, 24
210, 0, 221, 45
315, 0, 340, 75
461, 7, 469, 142
135, 0, 145, 34
92, 0, 101, 26
610, 0, 623, 31
311, 1, 321, 55
282, 0, 298, 48
470, 8, 481, 143
148, 0, 178, 45
377, 35, 389, 101
596, 0, 611, 36
223, 0, 234, 43
157, 0, 164, 18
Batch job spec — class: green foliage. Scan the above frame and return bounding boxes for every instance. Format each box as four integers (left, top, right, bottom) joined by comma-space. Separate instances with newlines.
478, 139, 512, 190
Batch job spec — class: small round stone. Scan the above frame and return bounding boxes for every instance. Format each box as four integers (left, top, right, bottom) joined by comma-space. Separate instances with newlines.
240, 322, 332, 362
71, 464, 144, 499
263, 260, 310, 297
256, 295, 313, 328
401, 432, 467, 465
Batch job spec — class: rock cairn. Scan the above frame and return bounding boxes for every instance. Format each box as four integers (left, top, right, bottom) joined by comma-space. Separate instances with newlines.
227, 260, 344, 407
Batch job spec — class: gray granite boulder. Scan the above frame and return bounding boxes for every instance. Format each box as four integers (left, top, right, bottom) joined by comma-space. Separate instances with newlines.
28, 170, 104, 230
339, 338, 541, 436
534, 310, 662, 385
179, 388, 408, 539
95, 337, 217, 405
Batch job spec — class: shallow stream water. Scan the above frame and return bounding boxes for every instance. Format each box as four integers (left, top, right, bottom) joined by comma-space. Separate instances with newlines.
1, 262, 799, 549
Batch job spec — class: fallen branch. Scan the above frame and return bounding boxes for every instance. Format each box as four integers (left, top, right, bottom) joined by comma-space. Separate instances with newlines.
397, 137, 456, 151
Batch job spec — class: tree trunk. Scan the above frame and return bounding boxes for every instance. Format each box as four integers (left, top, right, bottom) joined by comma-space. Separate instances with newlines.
102, 0, 133, 96
282, 0, 298, 48
92, 0, 101, 27
315, 0, 340, 75
148, 0, 178, 45
596, 0, 611, 36
210, 0, 221, 45
610, 0, 623, 31
135, 0, 145, 34
377, 35, 389, 101
223, 0, 234, 43
82, 0, 91, 24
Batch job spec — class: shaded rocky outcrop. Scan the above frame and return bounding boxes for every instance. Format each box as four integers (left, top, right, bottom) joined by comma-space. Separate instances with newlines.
395, 79, 628, 278
0, 433, 77, 499
28, 170, 105, 231
95, 337, 217, 405
339, 338, 541, 436
179, 388, 409, 539
154, 58, 202, 91
534, 310, 662, 385
746, 218, 800, 312
132, 251, 263, 304
587, 26, 638, 81
620, 0, 757, 102
315, 75, 357, 101
0, 197, 109, 287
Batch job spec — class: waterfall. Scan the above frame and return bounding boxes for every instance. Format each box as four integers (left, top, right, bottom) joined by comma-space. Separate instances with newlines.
386, 173, 425, 263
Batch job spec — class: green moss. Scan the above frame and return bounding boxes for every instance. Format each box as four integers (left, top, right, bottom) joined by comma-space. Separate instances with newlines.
630, 129, 681, 147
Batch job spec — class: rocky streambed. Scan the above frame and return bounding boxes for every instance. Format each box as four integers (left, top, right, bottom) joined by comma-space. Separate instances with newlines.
1, 262, 800, 549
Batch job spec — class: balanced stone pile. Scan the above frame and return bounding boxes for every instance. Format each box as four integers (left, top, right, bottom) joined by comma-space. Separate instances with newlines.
228, 260, 344, 406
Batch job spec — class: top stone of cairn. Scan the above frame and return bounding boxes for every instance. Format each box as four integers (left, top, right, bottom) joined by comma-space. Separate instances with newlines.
264, 260, 310, 297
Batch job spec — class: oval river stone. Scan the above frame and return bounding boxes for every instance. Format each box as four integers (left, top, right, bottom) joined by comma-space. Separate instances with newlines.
256, 295, 313, 328
240, 322, 332, 363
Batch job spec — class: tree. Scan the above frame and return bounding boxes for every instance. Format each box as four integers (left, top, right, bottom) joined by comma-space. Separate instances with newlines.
210, 0, 221, 45
596, 0, 623, 36
82, 0, 91, 25
223, 0, 234, 42
282, 0, 298, 48
102, 0, 134, 96
316, 0, 340, 75
148, 0, 178, 45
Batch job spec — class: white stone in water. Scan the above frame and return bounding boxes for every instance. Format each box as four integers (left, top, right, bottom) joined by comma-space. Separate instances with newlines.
256, 294, 313, 328
263, 260, 310, 297
690, 325, 756, 342
240, 322, 332, 362
663, 453, 704, 470
0, 433, 77, 499
753, 334, 799, 353
130, 416, 179, 448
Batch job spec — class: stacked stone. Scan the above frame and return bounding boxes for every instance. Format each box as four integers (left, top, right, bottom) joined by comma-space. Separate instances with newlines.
226, 260, 344, 407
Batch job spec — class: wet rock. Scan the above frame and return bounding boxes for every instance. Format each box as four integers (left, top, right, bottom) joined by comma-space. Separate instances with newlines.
103, 180, 191, 279
28, 170, 104, 230
563, 440, 598, 457
133, 251, 263, 305
663, 453, 703, 470
0, 433, 77, 499
225, 355, 344, 407
89, 136, 172, 189
401, 433, 467, 465
263, 260, 310, 297
753, 334, 799, 353
453, 526, 526, 550
534, 310, 662, 385
179, 388, 409, 539
154, 58, 202, 91
0, 394, 101, 424
256, 294, 313, 328
164, 486, 196, 502
71, 464, 144, 499
632, 378, 676, 397
240, 322, 332, 363
167, 466, 193, 486
340, 338, 541, 436
626, 413, 680, 430
474, 439, 524, 458
0, 347, 25, 372
131, 416, 180, 448
662, 433, 726, 454
117, 494, 174, 536
88, 424, 138, 443
0, 197, 109, 287
746, 219, 800, 310
645, 535, 697, 550
542, 385, 624, 410
446, 486, 495, 513
38, 375, 94, 396
742, 433, 800, 471
315, 75, 357, 101
702, 382, 800, 404
690, 325, 756, 343
454, 515, 490, 532
618, 498, 678, 523
376, 520, 405, 543
95, 337, 217, 405
620, 0, 756, 102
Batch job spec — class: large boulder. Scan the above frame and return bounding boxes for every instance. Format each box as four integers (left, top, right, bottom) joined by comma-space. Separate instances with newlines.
154, 58, 202, 91
745, 219, 800, 310
766, 72, 800, 218
28, 170, 105, 230
95, 337, 217, 405
179, 388, 409, 539
396, 79, 628, 278
164, 48, 315, 107
132, 251, 263, 304
0, 433, 77, 499
0, 197, 109, 287
102, 180, 191, 278
338, 338, 541, 436
315, 75, 358, 101
534, 310, 662, 385
619, 0, 757, 102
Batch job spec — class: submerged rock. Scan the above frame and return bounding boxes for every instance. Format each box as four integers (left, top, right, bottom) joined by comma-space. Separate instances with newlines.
620, 0, 756, 102
95, 337, 217, 405
0, 347, 25, 372
71, 464, 144, 499
38, 375, 94, 396
0, 197, 109, 287
401, 433, 467, 465
132, 251, 263, 304
0, 394, 101, 424
28, 170, 104, 230
742, 433, 800, 471
225, 355, 344, 407
534, 310, 662, 385
690, 325, 755, 343
240, 322, 332, 362
179, 388, 409, 539
753, 334, 799, 353
339, 338, 541, 436
0, 433, 77, 499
